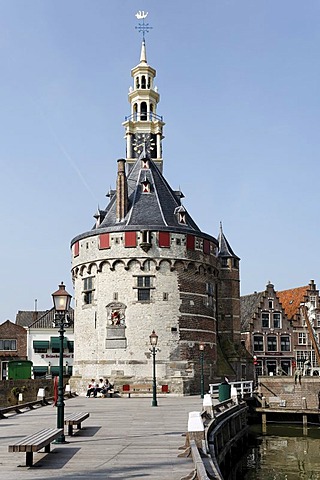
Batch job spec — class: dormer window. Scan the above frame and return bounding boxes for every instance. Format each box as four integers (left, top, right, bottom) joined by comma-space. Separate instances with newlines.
141, 178, 151, 193
174, 206, 187, 225
141, 159, 149, 169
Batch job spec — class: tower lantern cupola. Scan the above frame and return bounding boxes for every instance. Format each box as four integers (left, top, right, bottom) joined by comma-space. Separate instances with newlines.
123, 38, 165, 172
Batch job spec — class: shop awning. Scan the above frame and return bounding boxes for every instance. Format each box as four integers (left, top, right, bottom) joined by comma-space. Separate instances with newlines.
50, 366, 60, 375
50, 337, 68, 349
33, 341, 49, 349
32, 366, 48, 373
68, 341, 74, 352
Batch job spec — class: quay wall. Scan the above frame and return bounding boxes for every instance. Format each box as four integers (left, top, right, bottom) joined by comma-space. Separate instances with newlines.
258, 376, 320, 409
0, 379, 55, 407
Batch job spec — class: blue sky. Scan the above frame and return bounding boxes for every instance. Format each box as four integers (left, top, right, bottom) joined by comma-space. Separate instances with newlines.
0, 0, 319, 322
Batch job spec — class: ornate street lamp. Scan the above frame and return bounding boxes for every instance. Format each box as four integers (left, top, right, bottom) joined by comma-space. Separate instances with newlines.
52, 282, 72, 443
149, 330, 158, 407
199, 343, 205, 399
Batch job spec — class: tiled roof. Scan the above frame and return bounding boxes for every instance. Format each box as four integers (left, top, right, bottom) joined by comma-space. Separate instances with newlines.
16, 311, 48, 327
217, 224, 239, 259
276, 286, 308, 320
240, 291, 264, 332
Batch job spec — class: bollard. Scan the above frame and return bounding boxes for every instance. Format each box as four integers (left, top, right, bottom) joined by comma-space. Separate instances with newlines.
65, 383, 71, 397
203, 394, 213, 417
231, 386, 238, 404
37, 388, 46, 401
187, 411, 204, 449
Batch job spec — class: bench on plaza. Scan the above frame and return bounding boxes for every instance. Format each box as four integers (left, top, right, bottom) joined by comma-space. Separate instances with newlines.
8, 427, 63, 467
122, 384, 169, 398
268, 396, 286, 408
64, 412, 90, 436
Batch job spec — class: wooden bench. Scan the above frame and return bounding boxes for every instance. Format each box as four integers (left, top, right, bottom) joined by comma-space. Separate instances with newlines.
268, 396, 286, 408
64, 412, 90, 436
8, 427, 63, 467
122, 384, 169, 398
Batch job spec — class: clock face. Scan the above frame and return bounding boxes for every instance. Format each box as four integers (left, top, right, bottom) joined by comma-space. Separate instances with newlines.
132, 133, 156, 158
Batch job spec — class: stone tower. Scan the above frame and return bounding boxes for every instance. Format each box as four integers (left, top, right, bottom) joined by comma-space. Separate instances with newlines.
70, 39, 242, 395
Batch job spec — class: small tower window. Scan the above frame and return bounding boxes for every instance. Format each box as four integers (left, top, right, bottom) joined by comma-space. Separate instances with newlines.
142, 179, 151, 193
136, 77, 140, 89
141, 159, 149, 169
133, 103, 138, 121
174, 206, 187, 225
141, 75, 146, 89
141, 102, 147, 121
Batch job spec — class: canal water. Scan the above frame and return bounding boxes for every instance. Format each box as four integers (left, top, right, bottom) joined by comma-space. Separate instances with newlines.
234, 424, 320, 479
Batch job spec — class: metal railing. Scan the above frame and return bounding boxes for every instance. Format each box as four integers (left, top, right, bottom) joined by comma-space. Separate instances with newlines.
124, 112, 163, 122
208, 380, 253, 398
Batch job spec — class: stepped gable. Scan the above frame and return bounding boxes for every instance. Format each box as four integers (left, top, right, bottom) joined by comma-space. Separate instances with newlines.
240, 291, 264, 332
276, 285, 308, 320
93, 156, 203, 235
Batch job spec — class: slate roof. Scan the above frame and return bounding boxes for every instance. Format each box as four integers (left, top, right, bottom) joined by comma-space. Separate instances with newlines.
217, 223, 239, 259
240, 292, 264, 332
277, 286, 308, 320
16, 310, 48, 327
71, 157, 217, 244
16, 308, 74, 329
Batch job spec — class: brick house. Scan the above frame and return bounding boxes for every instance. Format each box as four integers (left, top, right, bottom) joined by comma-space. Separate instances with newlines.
0, 320, 27, 379
241, 280, 320, 376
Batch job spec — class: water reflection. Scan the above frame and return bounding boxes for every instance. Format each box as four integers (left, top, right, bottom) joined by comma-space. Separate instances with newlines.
235, 424, 320, 480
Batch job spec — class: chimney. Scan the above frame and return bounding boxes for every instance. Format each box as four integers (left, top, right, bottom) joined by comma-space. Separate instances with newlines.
116, 159, 128, 222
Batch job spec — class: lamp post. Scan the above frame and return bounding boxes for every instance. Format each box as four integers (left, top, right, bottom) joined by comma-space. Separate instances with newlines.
149, 330, 158, 407
199, 343, 205, 399
52, 282, 72, 443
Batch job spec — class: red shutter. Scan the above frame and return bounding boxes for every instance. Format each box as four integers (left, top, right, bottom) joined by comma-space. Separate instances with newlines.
74, 241, 79, 257
158, 231, 170, 247
125, 231, 137, 247
186, 235, 195, 250
203, 239, 210, 254
99, 233, 110, 249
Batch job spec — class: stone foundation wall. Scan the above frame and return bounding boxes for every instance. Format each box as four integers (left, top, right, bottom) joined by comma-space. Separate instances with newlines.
0, 378, 55, 407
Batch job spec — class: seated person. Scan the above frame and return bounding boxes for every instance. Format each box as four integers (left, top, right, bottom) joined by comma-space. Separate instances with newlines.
86, 379, 97, 397
94, 379, 106, 397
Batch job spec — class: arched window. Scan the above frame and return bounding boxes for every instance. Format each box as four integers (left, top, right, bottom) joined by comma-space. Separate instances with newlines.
150, 104, 154, 120
136, 77, 140, 89
141, 75, 146, 89
147, 76, 151, 89
141, 102, 147, 121
133, 103, 138, 121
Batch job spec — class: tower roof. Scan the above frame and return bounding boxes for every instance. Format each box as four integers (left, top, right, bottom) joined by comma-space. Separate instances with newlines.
92, 157, 210, 236
140, 39, 147, 63
217, 223, 239, 259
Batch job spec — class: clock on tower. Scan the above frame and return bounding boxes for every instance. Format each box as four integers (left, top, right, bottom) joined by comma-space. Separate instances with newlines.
132, 133, 157, 159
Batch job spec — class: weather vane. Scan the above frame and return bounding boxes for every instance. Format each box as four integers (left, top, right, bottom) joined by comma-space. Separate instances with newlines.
135, 11, 153, 40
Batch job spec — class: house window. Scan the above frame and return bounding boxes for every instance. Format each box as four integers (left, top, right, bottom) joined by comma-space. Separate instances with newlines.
83, 277, 94, 305
280, 335, 290, 351
310, 296, 317, 308
298, 332, 307, 345
137, 276, 152, 301
268, 299, 274, 309
33, 341, 49, 353
267, 336, 277, 352
273, 312, 281, 329
253, 335, 264, 352
261, 312, 270, 328
0, 339, 17, 351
